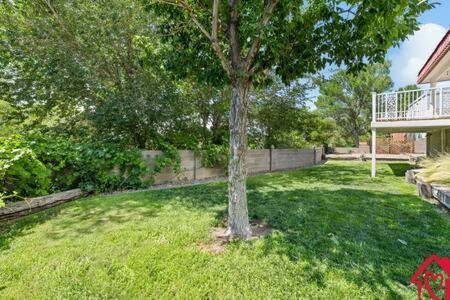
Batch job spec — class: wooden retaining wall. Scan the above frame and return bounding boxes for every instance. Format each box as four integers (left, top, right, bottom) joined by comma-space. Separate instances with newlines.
0, 189, 86, 222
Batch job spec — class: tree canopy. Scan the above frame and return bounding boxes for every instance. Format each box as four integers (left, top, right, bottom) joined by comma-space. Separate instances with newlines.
249, 77, 334, 149
316, 62, 393, 147
0, 0, 332, 151
150, 0, 432, 85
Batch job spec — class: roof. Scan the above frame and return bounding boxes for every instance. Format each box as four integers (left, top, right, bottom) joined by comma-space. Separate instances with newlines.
417, 29, 450, 84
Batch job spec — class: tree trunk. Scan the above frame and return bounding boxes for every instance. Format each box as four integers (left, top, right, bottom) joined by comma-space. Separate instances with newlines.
201, 114, 209, 145
353, 132, 360, 148
226, 79, 252, 239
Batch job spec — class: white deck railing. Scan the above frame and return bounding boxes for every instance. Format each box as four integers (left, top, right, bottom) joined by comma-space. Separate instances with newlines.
374, 87, 450, 122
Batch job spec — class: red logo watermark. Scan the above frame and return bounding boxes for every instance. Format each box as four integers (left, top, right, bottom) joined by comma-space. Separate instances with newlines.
411, 255, 450, 300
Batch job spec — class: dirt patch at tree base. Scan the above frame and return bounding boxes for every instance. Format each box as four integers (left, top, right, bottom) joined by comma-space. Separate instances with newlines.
197, 220, 272, 254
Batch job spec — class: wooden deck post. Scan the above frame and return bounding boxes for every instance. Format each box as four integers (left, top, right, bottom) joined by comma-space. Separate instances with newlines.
372, 129, 376, 177
371, 92, 377, 178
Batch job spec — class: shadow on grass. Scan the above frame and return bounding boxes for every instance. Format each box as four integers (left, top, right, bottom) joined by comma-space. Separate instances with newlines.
0, 207, 66, 251
0, 162, 366, 249
0, 183, 228, 251
388, 163, 417, 176
1, 162, 449, 298
247, 186, 450, 297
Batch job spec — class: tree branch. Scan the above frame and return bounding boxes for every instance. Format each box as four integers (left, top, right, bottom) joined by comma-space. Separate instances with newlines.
244, 0, 279, 73
228, 0, 241, 74
336, 5, 357, 18
211, 0, 220, 42
155, 0, 231, 77
154, 0, 184, 8
210, 0, 232, 76
155, 0, 211, 38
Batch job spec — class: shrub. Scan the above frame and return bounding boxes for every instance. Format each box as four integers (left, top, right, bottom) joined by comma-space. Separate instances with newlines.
0, 134, 151, 201
418, 154, 450, 185
0, 138, 51, 199
71, 142, 151, 192
199, 144, 229, 168
152, 143, 181, 174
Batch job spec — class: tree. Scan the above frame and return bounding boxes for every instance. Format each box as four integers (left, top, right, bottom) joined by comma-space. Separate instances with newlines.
184, 82, 230, 146
398, 84, 419, 92
0, 0, 201, 148
249, 76, 334, 149
150, 0, 432, 238
297, 112, 336, 148
316, 62, 393, 147
249, 77, 308, 148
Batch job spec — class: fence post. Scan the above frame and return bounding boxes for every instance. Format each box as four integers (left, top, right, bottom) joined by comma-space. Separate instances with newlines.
193, 151, 197, 180
269, 146, 272, 172
313, 147, 317, 165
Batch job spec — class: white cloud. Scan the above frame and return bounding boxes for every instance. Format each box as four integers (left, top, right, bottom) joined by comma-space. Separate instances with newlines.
389, 23, 447, 88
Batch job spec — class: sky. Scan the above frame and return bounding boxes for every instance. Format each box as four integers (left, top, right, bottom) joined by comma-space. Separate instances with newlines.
307, 2, 450, 107
387, 1, 450, 89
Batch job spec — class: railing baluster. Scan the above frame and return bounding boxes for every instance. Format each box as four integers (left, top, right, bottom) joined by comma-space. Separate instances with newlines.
403, 92, 406, 119
403, 92, 405, 118
395, 93, 398, 119
433, 89, 436, 117
401, 93, 404, 119
409, 91, 412, 118
407, 91, 410, 119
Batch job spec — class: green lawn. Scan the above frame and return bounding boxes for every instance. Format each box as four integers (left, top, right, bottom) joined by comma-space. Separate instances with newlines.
1, 161, 449, 299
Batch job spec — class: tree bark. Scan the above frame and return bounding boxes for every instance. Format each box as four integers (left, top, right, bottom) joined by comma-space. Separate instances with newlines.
353, 131, 360, 148
226, 78, 252, 239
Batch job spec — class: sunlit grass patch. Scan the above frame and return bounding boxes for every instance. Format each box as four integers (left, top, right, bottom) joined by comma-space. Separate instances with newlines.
0, 161, 449, 299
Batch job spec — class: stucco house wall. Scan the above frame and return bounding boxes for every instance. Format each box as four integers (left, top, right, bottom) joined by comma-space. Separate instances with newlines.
427, 128, 450, 155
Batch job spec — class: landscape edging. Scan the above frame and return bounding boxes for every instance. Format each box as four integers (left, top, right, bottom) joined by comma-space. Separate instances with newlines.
0, 189, 86, 222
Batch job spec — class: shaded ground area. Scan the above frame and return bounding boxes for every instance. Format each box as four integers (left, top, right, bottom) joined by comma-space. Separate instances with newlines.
1, 161, 449, 299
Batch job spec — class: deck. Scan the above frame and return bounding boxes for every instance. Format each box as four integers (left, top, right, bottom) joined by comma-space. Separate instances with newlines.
371, 87, 450, 132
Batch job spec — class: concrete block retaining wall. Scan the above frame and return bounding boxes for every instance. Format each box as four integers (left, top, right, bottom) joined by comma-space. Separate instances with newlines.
143, 148, 324, 185
333, 146, 369, 154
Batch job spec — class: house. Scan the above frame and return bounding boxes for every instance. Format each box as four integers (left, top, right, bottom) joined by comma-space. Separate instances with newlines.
371, 30, 450, 177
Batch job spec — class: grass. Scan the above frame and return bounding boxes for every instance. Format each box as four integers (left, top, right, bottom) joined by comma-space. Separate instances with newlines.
1, 161, 449, 299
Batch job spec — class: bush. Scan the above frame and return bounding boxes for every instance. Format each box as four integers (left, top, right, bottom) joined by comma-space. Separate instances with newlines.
0, 139, 51, 199
418, 154, 450, 185
199, 144, 229, 168
152, 143, 181, 174
0, 134, 151, 201
66, 142, 151, 193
